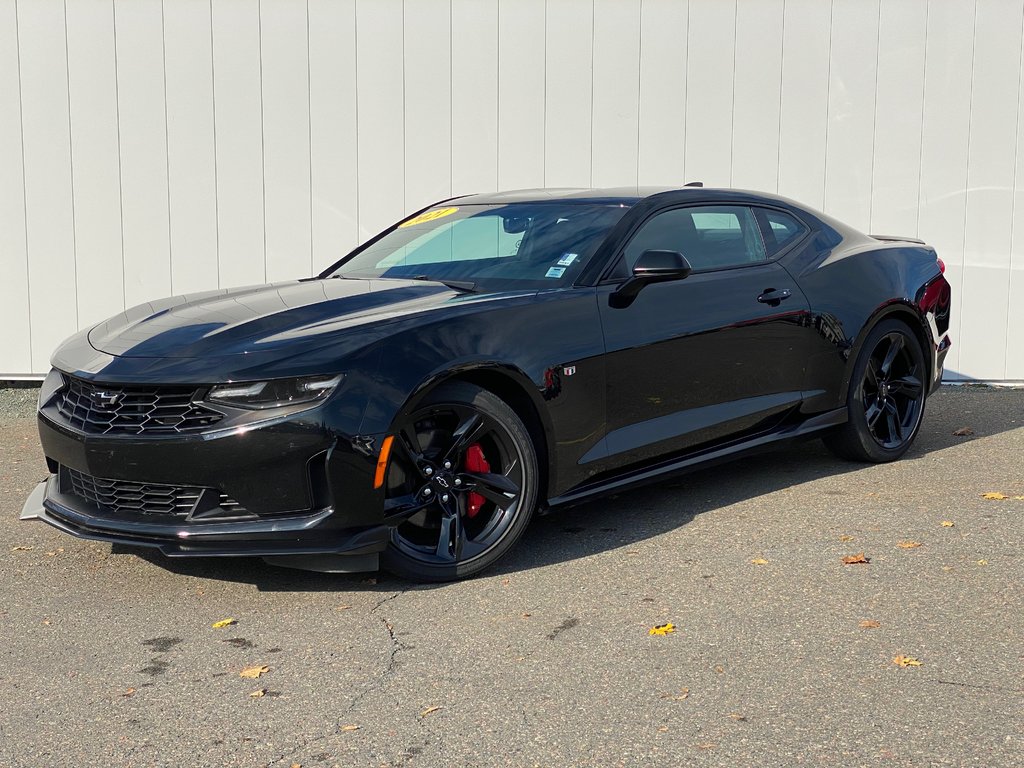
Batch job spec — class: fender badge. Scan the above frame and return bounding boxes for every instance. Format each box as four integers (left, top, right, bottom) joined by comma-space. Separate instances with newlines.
563, 365, 577, 376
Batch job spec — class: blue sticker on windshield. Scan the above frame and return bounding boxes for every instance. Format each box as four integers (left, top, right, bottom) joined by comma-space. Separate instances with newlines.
545, 266, 566, 278
557, 252, 578, 266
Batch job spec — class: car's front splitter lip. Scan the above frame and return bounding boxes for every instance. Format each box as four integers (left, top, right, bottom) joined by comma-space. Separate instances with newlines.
23, 478, 390, 558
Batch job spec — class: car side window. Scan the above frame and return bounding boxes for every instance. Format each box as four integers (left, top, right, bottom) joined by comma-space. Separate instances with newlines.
756, 208, 807, 257
622, 205, 767, 272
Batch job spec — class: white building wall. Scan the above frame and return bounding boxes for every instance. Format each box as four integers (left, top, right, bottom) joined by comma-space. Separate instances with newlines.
1, 0, 1022, 380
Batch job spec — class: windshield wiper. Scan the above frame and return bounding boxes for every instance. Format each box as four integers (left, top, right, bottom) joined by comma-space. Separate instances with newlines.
410, 275, 478, 293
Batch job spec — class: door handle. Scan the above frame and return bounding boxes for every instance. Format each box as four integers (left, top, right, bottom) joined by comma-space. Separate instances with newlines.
757, 288, 792, 306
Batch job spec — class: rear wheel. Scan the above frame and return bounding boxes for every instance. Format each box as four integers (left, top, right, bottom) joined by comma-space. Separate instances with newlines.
823, 319, 928, 463
380, 382, 538, 582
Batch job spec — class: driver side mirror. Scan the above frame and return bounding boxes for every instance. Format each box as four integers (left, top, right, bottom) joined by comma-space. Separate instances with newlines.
609, 250, 693, 308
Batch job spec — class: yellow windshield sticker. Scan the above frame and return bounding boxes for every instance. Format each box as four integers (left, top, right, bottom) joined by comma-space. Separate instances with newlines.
399, 206, 459, 228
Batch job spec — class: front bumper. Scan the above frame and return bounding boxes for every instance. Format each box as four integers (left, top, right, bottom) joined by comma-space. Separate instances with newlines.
24, 408, 392, 565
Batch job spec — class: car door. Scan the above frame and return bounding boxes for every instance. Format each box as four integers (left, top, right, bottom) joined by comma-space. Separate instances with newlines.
590, 204, 816, 468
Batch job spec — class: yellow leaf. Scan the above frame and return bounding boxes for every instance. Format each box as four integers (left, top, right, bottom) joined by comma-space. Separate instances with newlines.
1014, 496, 1024, 501
648, 622, 676, 636
211, 618, 237, 629
977, 559, 988, 566
728, 713, 748, 722
896, 541, 922, 549
749, 558, 769, 565
239, 665, 269, 679
839, 535, 855, 542
859, 619, 881, 629
841, 552, 870, 565
941, 521, 955, 527
340, 724, 361, 732
981, 492, 1008, 500
419, 705, 442, 718
122, 687, 137, 697
10, 546, 33, 552
892, 655, 922, 667
249, 689, 267, 698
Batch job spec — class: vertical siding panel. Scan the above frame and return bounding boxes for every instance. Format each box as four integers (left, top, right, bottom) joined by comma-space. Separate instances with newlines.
356, 0, 404, 238
17, 0, 78, 372
1009, 28, 1024, 380
870, 0, 927, 237
497, 0, 545, 190
823, 0, 879, 231
114, 0, 171, 307
544, 0, 593, 187
731, 0, 783, 191
309, 0, 358, 265
211, 0, 264, 288
164, 0, 217, 296
404, 0, 452, 211
260, 0, 311, 281
66, 0, 123, 330
637, 0, 687, 185
0, 0, 32, 373
959, 0, 1022, 380
451, 0, 498, 196
591, 0, 640, 187
778, 0, 831, 209
684, 0, 735, 186
917, 1, 973, 380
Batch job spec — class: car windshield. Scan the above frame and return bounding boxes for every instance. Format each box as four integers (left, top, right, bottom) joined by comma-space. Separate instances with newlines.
327, 203, 630, 291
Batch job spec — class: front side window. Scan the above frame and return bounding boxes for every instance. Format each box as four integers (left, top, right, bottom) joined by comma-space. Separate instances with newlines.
330, 203, 630, 291
622, 205, 766, 272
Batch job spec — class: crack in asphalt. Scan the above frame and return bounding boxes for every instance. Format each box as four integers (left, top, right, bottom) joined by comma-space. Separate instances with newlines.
930, 678, 1024, 694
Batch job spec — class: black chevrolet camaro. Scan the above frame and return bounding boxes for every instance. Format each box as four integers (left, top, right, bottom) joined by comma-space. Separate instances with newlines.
22, 187, 952, 581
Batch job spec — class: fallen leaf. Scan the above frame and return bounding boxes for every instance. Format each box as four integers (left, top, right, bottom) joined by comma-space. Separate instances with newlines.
892, 655, 922, 667
977, 559, 988, 566
714, 665, 725, 674
859, 619, 881, 629
981, 492, 1008, 500
121, 687, 137, 697
942, 565, 954, 572
361, 577, 378, 585
211, 618, 237, 629
41, 619, 51, 626
290, 764, 301, 768
648, 622, 676, 636
952, 427, 974, 436
335, 605, 352, 611
896, 541, 922, 549
239, 665, 269, 679
839, 535, 855, 542
728, 713, 748, 722
1014, 496, 1024, 501
749, 557, 769, 565
659, 688, 690, 701
697, 743, 717, 750
657, 726, 669, 732
941, 521, 955, 528
10, 546, 33, 552
501, 578, 510, 586
841, 552, 870, 565
520, 613, 531, 619
419, 705, 442, 718
340, 724, 361, 732
249, 689, 267, 698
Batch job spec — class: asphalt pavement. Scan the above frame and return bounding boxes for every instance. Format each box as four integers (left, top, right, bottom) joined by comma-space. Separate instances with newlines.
0, 386, 1021, 767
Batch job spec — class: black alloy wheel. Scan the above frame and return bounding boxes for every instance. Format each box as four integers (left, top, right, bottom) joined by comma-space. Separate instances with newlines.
380, 382, 538, 581
824, 319, 928, 463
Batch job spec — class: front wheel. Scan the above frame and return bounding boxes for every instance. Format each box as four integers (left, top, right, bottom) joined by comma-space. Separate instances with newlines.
823, 319, 928, 463
380, 382, 539, 582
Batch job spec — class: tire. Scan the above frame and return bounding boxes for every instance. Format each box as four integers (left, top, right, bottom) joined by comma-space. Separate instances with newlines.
823, 318, 928, 463
380, 381, 539, 582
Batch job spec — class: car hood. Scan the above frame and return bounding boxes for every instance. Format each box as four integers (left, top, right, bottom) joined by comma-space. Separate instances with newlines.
87, 278, 490, 359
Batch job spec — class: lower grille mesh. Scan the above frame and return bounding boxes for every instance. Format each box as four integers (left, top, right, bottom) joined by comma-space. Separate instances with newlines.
64, 468, 246, 519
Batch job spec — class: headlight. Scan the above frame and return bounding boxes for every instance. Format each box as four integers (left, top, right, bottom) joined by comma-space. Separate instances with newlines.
206, 374, 344, 410
38, 369, 65, 409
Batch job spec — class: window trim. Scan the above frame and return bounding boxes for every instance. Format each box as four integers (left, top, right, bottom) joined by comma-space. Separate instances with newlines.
599, 202, 812, 284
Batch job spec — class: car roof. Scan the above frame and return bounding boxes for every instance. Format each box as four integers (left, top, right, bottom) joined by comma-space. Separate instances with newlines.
451, 186, 801, 208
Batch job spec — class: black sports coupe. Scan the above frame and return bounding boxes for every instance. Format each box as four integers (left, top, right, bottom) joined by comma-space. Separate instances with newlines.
22, 187, 952, 581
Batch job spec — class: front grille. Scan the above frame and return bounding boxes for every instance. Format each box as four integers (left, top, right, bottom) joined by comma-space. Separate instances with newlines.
63, 467, 248, 520
55, 377, 223, 435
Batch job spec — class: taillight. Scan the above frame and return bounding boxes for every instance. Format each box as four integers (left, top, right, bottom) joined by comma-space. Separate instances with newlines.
936, 257, 945, 273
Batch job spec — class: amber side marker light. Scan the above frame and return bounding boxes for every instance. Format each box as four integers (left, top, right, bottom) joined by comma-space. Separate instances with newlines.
373, 435, 395, 489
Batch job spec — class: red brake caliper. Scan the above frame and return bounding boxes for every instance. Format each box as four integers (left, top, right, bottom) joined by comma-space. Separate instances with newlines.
463, 443, 490, 518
